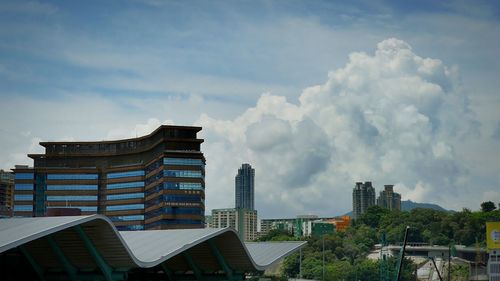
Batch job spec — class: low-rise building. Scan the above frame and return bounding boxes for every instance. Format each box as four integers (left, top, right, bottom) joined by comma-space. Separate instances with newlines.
211, 208, 258, 241
0, 170, 14, 217
260, 215, 350, 238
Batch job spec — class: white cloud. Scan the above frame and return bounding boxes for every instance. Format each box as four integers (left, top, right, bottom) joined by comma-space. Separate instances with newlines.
199, 38, 495, 217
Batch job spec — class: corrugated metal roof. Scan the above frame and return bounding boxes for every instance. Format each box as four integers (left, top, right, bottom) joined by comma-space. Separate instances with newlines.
0, 215, 306, 272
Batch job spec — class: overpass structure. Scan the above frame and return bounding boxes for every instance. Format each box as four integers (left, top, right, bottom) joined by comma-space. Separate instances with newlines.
0, 215, 306, 281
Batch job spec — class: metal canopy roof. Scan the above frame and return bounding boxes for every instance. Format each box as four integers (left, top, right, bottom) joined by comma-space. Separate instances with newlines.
0, 215, 306, 280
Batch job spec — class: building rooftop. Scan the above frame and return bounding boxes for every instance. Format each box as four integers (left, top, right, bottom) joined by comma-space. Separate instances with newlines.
0, 215, 306, 279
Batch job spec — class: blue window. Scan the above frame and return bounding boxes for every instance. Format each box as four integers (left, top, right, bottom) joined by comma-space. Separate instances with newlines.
15, 184, 33, 191
164, 182, 203, 190
107, 181, 144, 190
106, 204, 144, 211
14, 194, 33, 201
107, 170, 145, 179
163, 195, 202, 203
47, 185, 98, 191
164, 170, 203, 179
47, 174, 98, 180
15, 173, 34, 180
14, 205, 33, 211
164, 158, 204, 166
164, 207, 203, 215
117, 225, 144, 231
106, 193, 144, 200
110, 215, 144, 222
47, 206, 97, 212
47, 195, 97, 201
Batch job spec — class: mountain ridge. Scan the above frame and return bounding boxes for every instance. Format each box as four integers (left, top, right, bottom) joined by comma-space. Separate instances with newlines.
343, 200, 450, 216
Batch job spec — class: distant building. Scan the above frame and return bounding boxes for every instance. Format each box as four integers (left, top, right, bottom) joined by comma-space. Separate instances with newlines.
377, 185, 401, 211
211, 208, 258, 241
352, 181, 376, 219
0, 170, 14, 217
260, 215, 350, 238
311, 221, 335, 237
235, 164, 254, 211
11, 125, 206, 230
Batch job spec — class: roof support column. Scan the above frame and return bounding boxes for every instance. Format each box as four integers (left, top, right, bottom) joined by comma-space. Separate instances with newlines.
19, 245, 46, 281
74, 225, 114, 281
183, 252, 204, 281
161, 263, 175, 281
208, 240, 234, 281
46, 235, 78, 281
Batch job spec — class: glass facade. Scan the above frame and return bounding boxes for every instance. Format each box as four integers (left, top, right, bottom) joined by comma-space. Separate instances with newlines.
164, 170, 203, 178
47, 174, 98, 180
106, 193, 144, 200
164, 158, 204, 166
14, 205, 33, 211
47, 185, 98, 190
47, 195, 97, 201
15, 173, 34, 180
107, 181, 144, 189
14, 194, 33, 201
15, 184, 33, 190
117, 225, 144, 231
106, 204, 144, 211
47, 206, 98, 212
107, 170, 145, 179
110, 215, 144, 221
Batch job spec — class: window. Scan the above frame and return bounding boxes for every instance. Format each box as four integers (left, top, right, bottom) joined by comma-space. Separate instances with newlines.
110, 215, 144, 221
47, 185, 98, 191
107, 181, 144, 190
107, 170, 145, 179
106, 193, 144, 200
163, 195, 202, 203
15, 173, 34, 180
164, 182, 203, 190
47, 174, 98, 180
47, 206, 97, 212
47, 195, 97, 201
106, 204, 144, 211
15, 184, 33, 190
14, 194, 33, 201
164, 170, 203, 179
14, 205, 33, 211
117, 225, 144, 231
163, 158, 204, 166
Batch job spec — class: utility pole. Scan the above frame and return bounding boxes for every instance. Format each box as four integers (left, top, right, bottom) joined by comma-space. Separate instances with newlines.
299, 247, 302, 279
448, 244, 451, 281
395, 226, 410, 281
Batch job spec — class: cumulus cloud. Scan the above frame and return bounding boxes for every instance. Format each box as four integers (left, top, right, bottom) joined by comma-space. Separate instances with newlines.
200, 38, 485, 217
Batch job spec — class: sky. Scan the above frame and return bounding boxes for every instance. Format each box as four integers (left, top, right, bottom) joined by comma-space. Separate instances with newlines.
1, 0, 499, 218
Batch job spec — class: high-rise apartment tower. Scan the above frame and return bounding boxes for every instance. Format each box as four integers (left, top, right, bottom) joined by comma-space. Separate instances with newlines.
377, 185, 401, 211
352, 181, 376, 219
235, 163, 254, 211
12, 125, 205, 230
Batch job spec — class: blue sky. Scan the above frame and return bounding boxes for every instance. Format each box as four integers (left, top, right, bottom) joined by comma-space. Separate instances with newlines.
1, 0, 499, 217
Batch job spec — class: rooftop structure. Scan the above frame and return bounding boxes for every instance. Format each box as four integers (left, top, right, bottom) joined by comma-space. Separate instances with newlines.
0, 215, 306, 281
12, 125, 206, 230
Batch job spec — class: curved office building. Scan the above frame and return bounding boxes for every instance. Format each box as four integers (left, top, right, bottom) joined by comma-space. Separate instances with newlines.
12, 125, 206, 230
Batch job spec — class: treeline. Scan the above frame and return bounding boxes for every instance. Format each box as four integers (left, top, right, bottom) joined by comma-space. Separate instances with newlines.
355, 203, 500, 246
261, 202, 500, 281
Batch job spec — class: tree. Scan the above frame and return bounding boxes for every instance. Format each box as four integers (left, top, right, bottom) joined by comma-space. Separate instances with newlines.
481, 201, 496, 212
